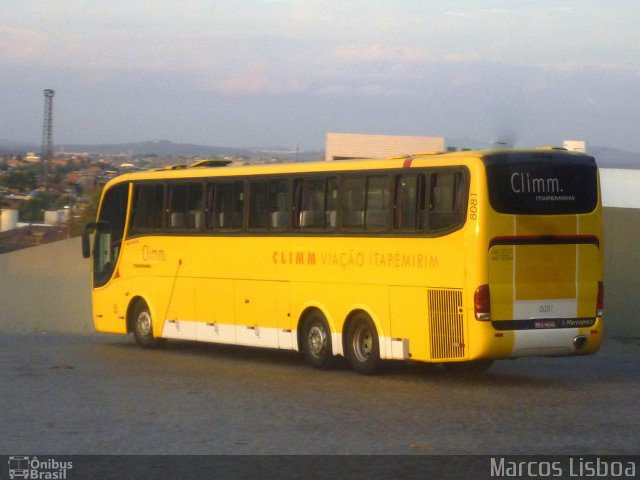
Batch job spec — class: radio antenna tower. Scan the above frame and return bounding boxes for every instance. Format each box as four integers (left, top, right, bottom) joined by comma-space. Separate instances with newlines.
41, 89, 55, 164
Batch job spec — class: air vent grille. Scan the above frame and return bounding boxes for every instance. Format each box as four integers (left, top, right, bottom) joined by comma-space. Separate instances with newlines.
428, 288, 465, 359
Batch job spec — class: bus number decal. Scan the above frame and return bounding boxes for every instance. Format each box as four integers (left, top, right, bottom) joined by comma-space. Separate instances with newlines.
469, 194, 478, 221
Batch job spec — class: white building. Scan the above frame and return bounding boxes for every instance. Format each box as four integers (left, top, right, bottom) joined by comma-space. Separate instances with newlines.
325, 133, 445, 161
24, 152, 41, 163
563, 140, 586, 153
1, 209, 18, 232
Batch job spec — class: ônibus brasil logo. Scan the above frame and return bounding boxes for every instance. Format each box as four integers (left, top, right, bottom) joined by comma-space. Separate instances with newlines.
8, 456, 72, 479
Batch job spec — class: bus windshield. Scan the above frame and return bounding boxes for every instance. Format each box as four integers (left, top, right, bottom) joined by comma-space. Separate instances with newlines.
484, 153, 598, 215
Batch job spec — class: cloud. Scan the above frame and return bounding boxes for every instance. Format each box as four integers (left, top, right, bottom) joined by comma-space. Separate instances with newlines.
0, 27, 50, 63
332, 44, 429, 64
194, 60, 310, 95
533, 61, 633, 73
317, 84, 348, 96
219, 62, 269, 94
444, 8, 510, 18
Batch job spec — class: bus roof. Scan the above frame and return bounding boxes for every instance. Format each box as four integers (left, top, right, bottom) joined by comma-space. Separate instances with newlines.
101, 148, 593, 190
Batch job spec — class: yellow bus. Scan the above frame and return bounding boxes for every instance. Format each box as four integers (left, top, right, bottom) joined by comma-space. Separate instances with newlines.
82, 148, 603, 374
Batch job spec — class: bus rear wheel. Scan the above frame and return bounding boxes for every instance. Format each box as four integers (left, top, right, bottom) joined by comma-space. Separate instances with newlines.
131, 301, 166, 349
346, 313, 381, 375
301, 311, 334, 370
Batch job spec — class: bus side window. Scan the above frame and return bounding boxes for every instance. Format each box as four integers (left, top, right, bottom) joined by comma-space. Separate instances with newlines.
395, 174, 426, 230
365, 175, 390, 231
249, 182, 268, 229
168, 183, 203, 230
187, 184, 203, 229
429, 171, 465, 231
341, 177, 366, 229
130, 183, 165, 231
297, 177, 325, 229
249, 179, 289, 230
325, 177, 338, 229
268, 179, 290, 229
208, 181, 244, 230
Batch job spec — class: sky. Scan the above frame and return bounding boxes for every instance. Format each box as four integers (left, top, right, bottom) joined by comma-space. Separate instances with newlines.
1, 0, 639, 151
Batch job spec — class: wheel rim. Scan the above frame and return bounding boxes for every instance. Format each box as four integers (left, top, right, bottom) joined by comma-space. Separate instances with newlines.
352, 324, 373, 362
307, 323, 328, 358
137, 310, 152, 337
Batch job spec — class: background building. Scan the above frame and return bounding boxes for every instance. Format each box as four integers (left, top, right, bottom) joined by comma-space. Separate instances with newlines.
563, 140, 587, 153
325, 133, 445, 161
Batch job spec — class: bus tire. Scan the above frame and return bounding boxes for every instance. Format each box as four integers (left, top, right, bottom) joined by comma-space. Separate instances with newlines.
131, 301, 166, 349
346, 313, 381, 375
301, 311, 334, 370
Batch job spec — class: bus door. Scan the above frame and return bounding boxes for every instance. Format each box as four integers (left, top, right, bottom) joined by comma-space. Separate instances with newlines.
82, 182, 130, 333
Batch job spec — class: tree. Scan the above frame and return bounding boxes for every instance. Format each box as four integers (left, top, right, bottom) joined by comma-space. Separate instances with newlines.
68, 188, 102, 237
18, 197, 46, 222
0, 170, 37, 192
17, 191, 64, 222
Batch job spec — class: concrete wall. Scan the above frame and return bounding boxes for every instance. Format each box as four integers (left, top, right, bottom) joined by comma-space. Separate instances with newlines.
0, 237, 93, 333
602, 207, 640, 337
0, 210, 638, 338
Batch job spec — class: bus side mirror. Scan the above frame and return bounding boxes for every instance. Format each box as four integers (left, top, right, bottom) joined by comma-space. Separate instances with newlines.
81, 221, 110, 258
82, 222, 98, 258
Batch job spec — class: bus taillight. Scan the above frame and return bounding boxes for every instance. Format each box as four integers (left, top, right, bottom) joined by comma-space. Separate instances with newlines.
597, 281, 604, 317
474, 284, 491, 321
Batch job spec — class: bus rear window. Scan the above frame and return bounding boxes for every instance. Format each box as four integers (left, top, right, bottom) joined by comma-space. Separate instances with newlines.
485, 159, 598, 215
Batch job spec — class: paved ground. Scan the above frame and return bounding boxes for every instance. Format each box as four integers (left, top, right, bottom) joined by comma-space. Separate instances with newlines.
1, 333, 639, 456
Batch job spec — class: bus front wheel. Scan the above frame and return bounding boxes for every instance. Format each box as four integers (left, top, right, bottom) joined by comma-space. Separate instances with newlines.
131, 301, 166, 349
346, 313, 381, 375
301, 311, 334, 370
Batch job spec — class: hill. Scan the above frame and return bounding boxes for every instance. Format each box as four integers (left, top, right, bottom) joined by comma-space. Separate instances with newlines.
588, 146, 640, 169
1, 139, 638, 167
59, 140, 254, 158
0, 139, 322, 162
